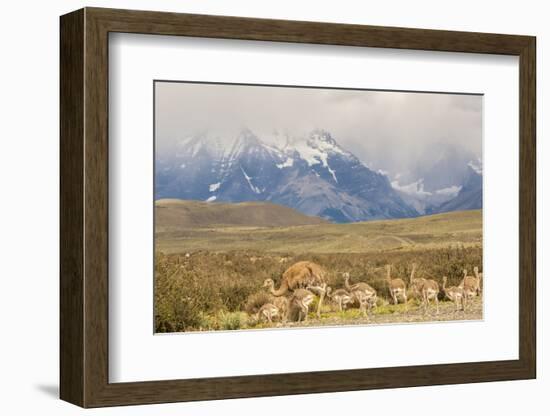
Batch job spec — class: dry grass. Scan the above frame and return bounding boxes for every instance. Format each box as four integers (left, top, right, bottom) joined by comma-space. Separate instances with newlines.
155, 209, 483, 332
155, 199, 326, 230
156, 209, 482, 254
154, 245, 482, 332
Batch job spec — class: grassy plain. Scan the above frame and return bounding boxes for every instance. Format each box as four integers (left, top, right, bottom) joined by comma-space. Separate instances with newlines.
156, 206, 482, 254
154, 205, 483, 333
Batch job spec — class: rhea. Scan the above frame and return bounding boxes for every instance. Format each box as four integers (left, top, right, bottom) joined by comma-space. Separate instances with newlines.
442, 276, 465, 313
343, 272, 378, 317
385, 264, 407, 305
326, 287, 353, 312
288, 288, 315, 322
263, 261, 327, 318
256, 303, 280, 323
460, 268, 479, 307
409, 263, 440, 315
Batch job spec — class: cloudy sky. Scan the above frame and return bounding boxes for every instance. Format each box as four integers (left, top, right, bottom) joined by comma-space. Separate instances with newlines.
155, 81, 482, 176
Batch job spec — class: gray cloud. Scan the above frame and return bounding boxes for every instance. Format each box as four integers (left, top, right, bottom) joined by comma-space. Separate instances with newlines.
155, 81, 482, 177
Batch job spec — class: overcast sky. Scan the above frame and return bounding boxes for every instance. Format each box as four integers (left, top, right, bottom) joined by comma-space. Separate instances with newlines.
155, 81, 482, 176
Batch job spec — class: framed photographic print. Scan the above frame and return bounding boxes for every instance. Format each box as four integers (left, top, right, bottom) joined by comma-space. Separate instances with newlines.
60, 7, 536, 408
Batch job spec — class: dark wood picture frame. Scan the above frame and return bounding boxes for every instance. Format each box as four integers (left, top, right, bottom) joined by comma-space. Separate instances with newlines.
60, 7, 536, 408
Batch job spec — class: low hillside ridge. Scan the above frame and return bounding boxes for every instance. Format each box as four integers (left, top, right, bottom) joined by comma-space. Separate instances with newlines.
157, 208, 482, 254
155, 199, 328, 229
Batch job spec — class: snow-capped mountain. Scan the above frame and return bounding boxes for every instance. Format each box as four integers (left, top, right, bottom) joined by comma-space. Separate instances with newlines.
391, 179, 463, 215
394, 142, 479, 193
432, 162, 482, 213
156, 129, 418, 223
388, 141, 483, 215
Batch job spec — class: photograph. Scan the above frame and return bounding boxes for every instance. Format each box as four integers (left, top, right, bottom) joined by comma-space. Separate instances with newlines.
154, 81, 483, 333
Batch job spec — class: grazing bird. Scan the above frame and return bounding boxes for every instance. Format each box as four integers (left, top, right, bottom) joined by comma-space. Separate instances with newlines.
327, 287, 353, 312
256, 303, 280, 323
409, 263, 424, 299
442, 276, 465, 313
343, 272, 378, 317
271, 296, 289, 324
460, 268, 480, 293
353, 290, 377, 319
288, 289, 315, 322
460, 268, 479, 307
385, 264, 407, 305
263, 279, 290, 322
409, 263, 440, 315
263, 261, 327, 318
473, 266, 483, 295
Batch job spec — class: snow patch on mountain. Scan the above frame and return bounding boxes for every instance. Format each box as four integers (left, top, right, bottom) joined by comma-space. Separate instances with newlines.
240, 166, 262, 194
292, 140, 326, 167
392, 179, 461, 198
467, 158, 483, 175
327, 166, 338, 183
262, 143, 285, 157
434, 185, 462, 197
156, 127, 479, 222
291, 131, 346, 167
276, 158, 294, 169
391, 179, 431, 197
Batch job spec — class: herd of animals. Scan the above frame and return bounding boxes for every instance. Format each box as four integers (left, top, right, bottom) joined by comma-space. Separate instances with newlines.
255, 261, 483, 325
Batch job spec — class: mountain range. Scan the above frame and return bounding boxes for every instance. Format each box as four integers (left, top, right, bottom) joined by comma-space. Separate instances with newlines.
155, 129, 482, 223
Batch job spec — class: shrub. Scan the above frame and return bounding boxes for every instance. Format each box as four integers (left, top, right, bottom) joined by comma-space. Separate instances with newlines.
154, 246, 482, 331
245, 291, 272, 315
218, 311, 247, 330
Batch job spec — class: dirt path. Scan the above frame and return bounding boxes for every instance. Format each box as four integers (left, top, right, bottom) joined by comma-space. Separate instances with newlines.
280, 297, 483, 329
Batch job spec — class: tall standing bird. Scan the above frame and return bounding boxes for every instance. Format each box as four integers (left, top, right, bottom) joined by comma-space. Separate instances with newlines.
263, 261, 327, 317
385, 264, 407, 305
288, 289, 315, 322
409, 263, 440, 315
473, 266, 483, 295
460, 268, 480, 307
343, 272, 378, 317
442, 276, 465, 313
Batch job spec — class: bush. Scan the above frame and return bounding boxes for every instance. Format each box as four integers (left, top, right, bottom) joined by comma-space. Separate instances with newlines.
154, 253, 225, 332
154, 246, 482, 331
245, 291, 272, 315
218, 311, 247, 330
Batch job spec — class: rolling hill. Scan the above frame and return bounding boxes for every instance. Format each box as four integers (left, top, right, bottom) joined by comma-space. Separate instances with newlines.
156, 207, 482, 254
155, 199, 327, 231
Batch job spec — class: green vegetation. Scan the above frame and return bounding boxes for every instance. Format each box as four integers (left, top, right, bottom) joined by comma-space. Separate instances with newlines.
156, 209, 482, 254
218, 311, 249, 331
155, 245, 482, 332
154, 209, 483, 332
